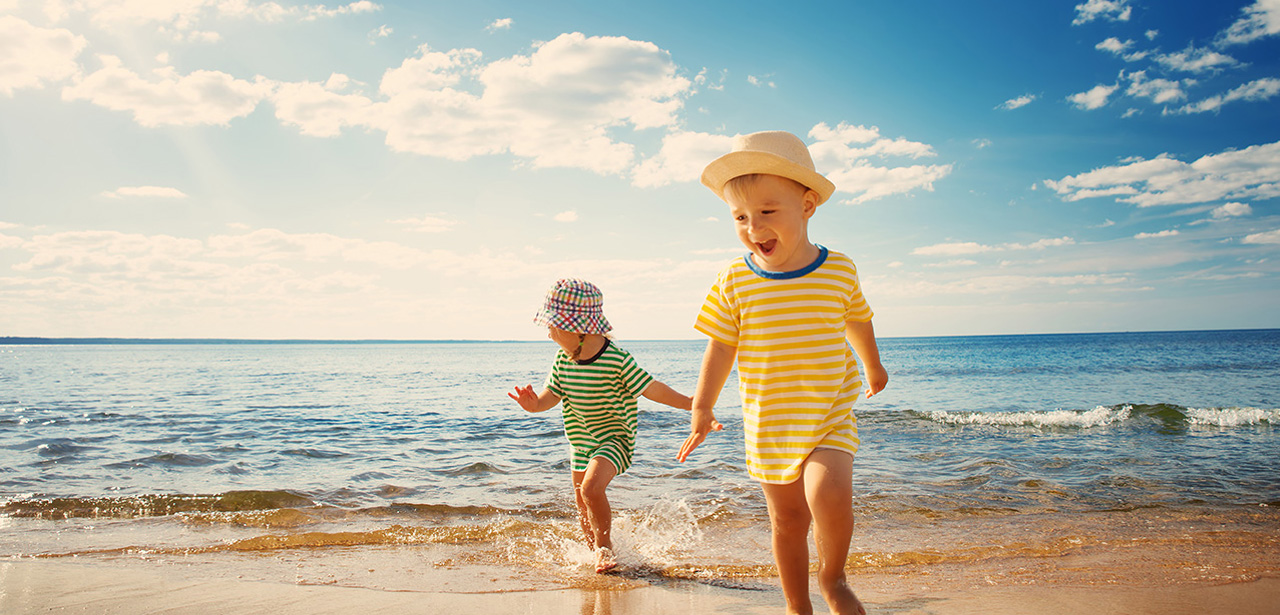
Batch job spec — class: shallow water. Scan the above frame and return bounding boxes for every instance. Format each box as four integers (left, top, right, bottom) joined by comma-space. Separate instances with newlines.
2, 330, 1277, 590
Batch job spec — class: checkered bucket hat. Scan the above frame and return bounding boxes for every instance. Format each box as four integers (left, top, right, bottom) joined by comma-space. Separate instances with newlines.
533, 278, 612, 335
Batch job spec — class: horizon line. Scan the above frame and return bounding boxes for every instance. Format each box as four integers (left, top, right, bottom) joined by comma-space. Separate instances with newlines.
2, 327, 1277, 345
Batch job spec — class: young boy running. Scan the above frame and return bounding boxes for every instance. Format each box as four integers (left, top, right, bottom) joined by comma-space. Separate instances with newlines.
677, 130, 888, 615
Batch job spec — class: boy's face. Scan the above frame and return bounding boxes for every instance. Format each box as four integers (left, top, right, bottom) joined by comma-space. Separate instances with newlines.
725, 174, 819, 272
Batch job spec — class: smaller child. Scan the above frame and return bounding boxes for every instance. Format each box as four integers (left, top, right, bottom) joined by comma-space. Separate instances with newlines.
509, 278, 696, 573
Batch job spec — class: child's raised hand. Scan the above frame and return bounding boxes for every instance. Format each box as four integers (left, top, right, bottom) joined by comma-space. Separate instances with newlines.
677, 410, 722, 462
508, 385, 540, 412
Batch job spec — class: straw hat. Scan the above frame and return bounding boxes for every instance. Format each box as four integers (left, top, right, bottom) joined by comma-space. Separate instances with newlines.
701, 131, 835, 205
533, 278, 612, 335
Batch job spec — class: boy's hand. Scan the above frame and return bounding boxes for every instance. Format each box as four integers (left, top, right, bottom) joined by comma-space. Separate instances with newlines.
864, 361, 889, 398
677, 409, 723, 462
508, 385, 539, 412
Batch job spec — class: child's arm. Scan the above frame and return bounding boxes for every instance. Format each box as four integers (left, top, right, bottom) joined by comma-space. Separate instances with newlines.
846, 319, 888, 398
677, 339, 735, 462
641, 381, 693, 411
508, 385, 561, 413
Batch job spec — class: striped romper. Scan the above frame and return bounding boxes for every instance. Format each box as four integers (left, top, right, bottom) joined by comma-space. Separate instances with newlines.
544, 341, 654, 474
695, 246, 874, 484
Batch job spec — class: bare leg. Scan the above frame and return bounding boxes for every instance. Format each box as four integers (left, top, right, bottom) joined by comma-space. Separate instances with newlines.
577, 457, 618, 572
571, 470, 595, 549
803, 449, 865, 615
760, 478, 814, 615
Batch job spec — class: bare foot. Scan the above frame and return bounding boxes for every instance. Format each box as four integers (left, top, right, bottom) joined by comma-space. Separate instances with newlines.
821, 579, 866, 615
594, 547, 618, 574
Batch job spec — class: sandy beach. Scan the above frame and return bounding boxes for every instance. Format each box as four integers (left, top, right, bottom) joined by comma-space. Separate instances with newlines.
4, 557, 1278, 615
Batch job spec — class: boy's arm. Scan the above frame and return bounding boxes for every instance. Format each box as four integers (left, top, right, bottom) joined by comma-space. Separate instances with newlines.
677, 339, 735, 462
641, 381, 692, 411
508, 385, 561, 413
846, 319, 888, 398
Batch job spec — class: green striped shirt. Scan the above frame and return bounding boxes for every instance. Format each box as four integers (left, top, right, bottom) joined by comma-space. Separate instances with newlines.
545, 341, 654, 453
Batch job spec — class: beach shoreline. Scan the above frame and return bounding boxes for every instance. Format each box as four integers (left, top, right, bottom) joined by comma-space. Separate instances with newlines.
4, 558, 1278, 615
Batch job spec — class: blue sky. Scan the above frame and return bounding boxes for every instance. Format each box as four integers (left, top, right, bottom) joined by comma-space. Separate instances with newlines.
1, 0, 1278, 340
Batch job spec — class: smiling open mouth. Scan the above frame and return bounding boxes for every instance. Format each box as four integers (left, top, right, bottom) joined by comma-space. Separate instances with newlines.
756, 239, 777, 256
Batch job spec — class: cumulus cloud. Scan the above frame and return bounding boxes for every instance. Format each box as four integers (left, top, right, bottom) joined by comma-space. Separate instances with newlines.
1072, 0, 1132, 25
1211, 202, 1252, 218
100, 186, 189, 199
1068, 83, 1119, 110
1152, 46, 1239, 73
1219, 0, 1280, 45
1243, 228, 1280, 244
486, 18, 513, 32
1135, 229, 1179, 239
47, 0, 381, 29
1096, 37, 1149, 61
1173, 77, 1280, 114
631, 131, 734, 188
1124, 71, 1188, 104
0, 16, 87, 96
62, 55, 274, 126
997, 94, 1036, 110
808, 122, 952, 204
1045, 140, 1280, 206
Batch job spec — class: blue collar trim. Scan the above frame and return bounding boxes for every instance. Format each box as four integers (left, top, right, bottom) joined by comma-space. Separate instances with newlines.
745, 245, 828, 279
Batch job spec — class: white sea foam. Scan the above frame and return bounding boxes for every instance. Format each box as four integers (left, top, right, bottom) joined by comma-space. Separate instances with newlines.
1186, 407, 1280, 427
922, 405, 1131, 428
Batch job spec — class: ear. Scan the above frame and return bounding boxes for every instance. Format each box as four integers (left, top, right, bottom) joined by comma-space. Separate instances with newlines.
802, 189, 819, 219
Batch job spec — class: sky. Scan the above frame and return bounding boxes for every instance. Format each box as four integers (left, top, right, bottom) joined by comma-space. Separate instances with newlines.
1, 0, 1278, 341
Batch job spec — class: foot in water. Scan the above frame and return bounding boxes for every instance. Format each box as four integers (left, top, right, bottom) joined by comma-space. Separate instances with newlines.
595, 547, 617, 574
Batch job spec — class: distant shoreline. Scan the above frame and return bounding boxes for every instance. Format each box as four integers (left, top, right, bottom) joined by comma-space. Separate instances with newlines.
2, 329, 1276, 345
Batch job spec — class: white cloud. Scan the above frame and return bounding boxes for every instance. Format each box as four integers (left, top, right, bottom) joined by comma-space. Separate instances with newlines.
1243, 229, 1280, 244
553, 211, 579, 222
1211, 202, 1252, 218
1174, 77, 1280, 114
1124, 71, 1188, 104
1068, 83, 1119, 110
807, 122, 952, 204
1096, 37, 1149, 61
486, 18, 513, 32
1044, 140, 1280, 207
62, 55, 274, 126
631, 130, 733, 188
1072, 0, 1132, 25
0, 16, 87, 96
1135, 229, 1179, 239
370, 24, 392, 40
1153, 46, 1239, 73
50, 0, 381, 28
271, 76, 375, 137
100, 186, 189, 199
997, 94, 1036, 110
368, 33, 691, 175
1219, 0, 1280, 45
913, 237, 1075, 256
747, 74, 775, 88
973, 138, 992, 149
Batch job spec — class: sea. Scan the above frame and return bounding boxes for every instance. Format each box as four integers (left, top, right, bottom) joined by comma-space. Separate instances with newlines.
2, 330, 1278, 593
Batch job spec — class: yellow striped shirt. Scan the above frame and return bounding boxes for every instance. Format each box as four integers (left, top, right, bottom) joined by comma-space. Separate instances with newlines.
695, 246, 873, 484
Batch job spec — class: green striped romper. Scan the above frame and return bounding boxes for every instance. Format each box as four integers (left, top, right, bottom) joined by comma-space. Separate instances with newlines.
544, 340, 654, 474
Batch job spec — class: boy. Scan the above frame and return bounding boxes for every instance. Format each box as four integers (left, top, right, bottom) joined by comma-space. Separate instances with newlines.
678, 130, 888, 615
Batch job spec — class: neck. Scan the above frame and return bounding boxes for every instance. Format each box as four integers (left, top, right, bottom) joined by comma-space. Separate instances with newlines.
572, 334, 606, 360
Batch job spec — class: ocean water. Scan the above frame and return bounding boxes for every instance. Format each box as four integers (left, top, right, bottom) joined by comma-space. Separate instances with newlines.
2, 330, 1278, 591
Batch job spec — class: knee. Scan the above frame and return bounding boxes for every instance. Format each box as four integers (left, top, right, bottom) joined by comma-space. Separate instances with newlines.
770, 507, 811, 536
578, 477, 609, 504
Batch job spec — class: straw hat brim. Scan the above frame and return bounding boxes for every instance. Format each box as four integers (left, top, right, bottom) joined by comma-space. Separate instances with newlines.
701, 151, 836, 206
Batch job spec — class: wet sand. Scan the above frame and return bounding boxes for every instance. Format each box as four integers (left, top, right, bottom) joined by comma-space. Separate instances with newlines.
4, 558, 1278, 615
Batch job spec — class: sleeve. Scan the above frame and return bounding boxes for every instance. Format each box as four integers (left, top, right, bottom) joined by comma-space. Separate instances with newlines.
543, 353, 565, 397
844, 262, 874, 323
617, 351, 655, 398
693, 267, 741, 346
